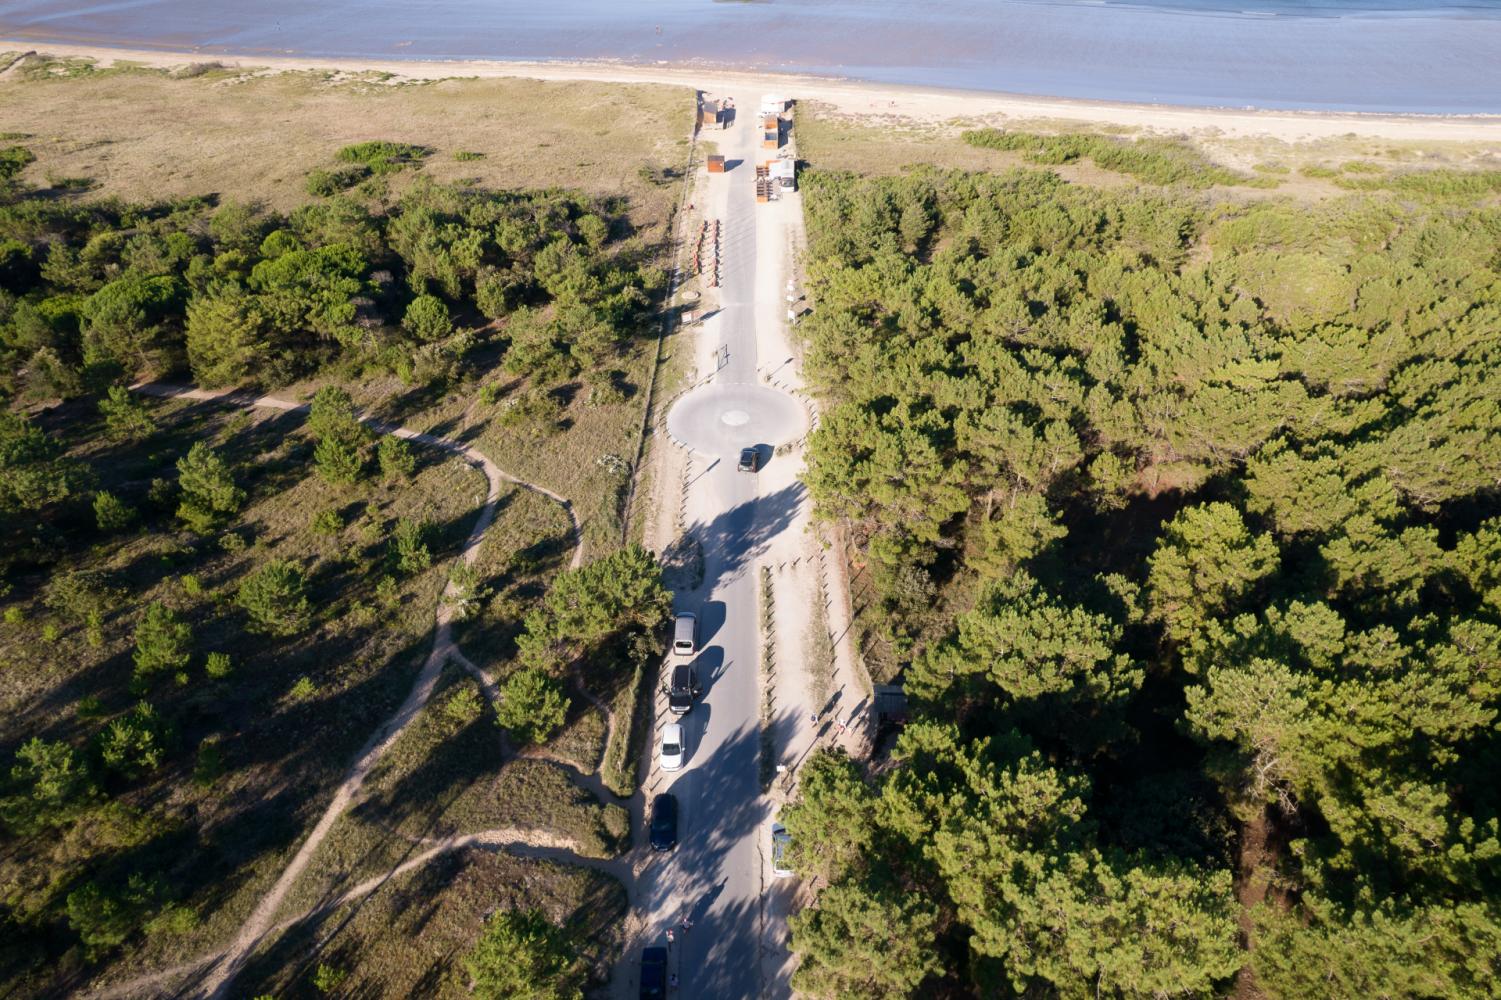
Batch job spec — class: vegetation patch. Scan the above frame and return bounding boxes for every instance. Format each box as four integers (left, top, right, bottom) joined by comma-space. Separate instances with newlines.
963, 127, 1248, 187
238, 847, 625, 999
789, 162, 1501, 999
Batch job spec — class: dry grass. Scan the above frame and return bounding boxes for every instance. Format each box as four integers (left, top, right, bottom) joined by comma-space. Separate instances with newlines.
238, 846, 626, 999
0, 55, 688, 1000
0, 396, 489, 995
0, 52, 692, 229
795, 100, 1501, 203
275, 668, 626, 923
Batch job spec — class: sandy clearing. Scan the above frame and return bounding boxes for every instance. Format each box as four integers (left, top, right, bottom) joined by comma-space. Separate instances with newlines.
6, 39, 1501, 145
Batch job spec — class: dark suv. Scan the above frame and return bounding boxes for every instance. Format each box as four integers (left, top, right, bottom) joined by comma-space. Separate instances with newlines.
737, 447, 760, 472
668, 663, 701, 715
649, 793, 678, 852
640, 945, 668, 998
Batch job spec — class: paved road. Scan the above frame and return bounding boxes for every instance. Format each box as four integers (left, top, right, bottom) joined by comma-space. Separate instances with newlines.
650, 99, 804, 1000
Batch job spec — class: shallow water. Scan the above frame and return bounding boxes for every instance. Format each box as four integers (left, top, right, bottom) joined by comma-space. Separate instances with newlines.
3, 0, 1500, 112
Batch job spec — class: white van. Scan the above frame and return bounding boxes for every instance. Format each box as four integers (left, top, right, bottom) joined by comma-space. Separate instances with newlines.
673, 612, 698, 656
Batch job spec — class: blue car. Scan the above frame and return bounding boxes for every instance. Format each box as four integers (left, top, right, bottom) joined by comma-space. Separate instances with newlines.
640, 946, 668, 999
650, 793, 678, 852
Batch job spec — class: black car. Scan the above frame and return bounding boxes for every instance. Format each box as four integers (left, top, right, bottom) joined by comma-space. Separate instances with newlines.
640, 945, 668, 999
668, 663, 701, 715
649, 793, 678, 852
737, 447, 760, 472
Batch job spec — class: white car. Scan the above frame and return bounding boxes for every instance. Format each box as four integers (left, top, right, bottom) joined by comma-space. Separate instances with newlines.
660, 723, 686, 772
771, 822, 794, 878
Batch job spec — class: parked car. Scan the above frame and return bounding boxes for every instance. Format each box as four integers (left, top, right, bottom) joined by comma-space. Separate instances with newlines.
660, 722, 686, 771
640, 945, 668, 999
737, 447, 760, 472
673, 612, 698, 656
668, 663, 701, 715
650, 793, 678, 851
771, 822, 794, 878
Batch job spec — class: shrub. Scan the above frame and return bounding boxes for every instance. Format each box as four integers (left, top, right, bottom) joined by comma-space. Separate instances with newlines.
238, 559, 312, 636
204, 651, 233, 679
66, 874, 164, 957
193, 737, 224, 786
453, 150, 485, 162
97, 702, 170, 779
465, 909, 584, 1000
0, 737, 97, 834
132, 602, 192, 680
377, 435, 416, 480
94, 490, 138, 532
336, 140, 428, 175
306, 164, 370, 197
443, 685, 484, 727
391, 515, 433, 575
44, 568, 118, 626
314, 434, 365, 484
962, 128, 1244, 187
307, 385, 368, 445
312, 963, 348, 993
311, 507, 344, 535
175, 442, 244, 532
98, 386, 154, 441
495, 668, 569, 746
402, 293, 452, 342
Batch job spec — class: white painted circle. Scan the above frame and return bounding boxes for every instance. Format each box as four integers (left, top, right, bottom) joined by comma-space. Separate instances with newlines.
721, 409, 751, 427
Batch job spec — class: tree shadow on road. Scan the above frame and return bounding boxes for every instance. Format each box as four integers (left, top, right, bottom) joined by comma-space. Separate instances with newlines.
684, 482, 806, 596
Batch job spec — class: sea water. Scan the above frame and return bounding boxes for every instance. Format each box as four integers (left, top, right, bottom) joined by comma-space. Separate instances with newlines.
2, 0, 1499, 112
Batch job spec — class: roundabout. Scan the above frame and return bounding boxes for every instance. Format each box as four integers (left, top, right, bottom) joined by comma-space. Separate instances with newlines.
665, 381, 808, 462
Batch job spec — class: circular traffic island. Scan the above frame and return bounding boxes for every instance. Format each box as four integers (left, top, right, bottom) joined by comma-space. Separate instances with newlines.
665, 382, 808, 461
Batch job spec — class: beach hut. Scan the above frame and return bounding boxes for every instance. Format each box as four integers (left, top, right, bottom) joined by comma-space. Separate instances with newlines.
706, 154, 726, 174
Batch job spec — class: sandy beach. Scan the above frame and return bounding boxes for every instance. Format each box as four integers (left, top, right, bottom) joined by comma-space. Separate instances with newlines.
6, 39, 1501, 146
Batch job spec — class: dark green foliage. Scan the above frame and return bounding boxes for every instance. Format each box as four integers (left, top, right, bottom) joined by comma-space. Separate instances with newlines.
97, 385, 155, 441
402, 292, 452, 342
464, 908, 584, 1000
184, 282, 269, 387
390, 515, 432, 574
335, 140, 429, 175
65, 873, 166, 957
796, 164, 1501, 996
0, 144, 36, 181
97, 702, 170, 779
778, 749, 877, 884
1, 164, 650, 400
964, 128, 1246, 187
305, 164, 370, 197
495, 668, 569, 746
0, 411, 89, 513
313, 434, 364, 484
131, 601, 192, 681
0, 738, 97, 834
175, 441, 244, 531
789, 881, 940, 1000
377, 434, 416, 480
515, 544, 671, 671
92, 483, 138, 528
236, 559, 312, 636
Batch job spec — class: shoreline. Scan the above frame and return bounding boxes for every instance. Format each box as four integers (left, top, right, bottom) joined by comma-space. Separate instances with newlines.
6, 38, 1501, 144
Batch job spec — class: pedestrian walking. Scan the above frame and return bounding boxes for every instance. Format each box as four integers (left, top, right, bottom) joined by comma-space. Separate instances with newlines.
666, 928, 676, 945
681, 917, 693, 934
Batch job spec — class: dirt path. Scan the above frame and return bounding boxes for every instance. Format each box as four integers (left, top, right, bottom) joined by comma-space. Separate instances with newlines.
82, 828, 624, 1000
128, 382, 586, 999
